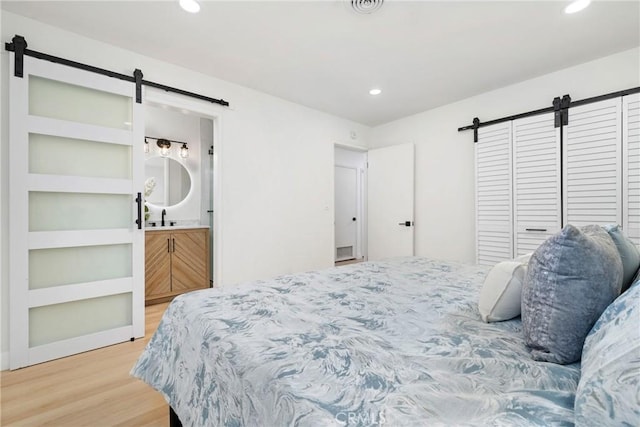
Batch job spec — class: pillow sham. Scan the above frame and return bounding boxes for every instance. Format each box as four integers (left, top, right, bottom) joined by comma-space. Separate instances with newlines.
574, 279, 640, 426
521, 224, 623, 364
603, 224, 640, 292
478, 261, 526, 322
513, 252, 533, 265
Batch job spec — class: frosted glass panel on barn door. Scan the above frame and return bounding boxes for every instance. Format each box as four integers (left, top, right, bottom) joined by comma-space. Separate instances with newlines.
9, 55, 144, 369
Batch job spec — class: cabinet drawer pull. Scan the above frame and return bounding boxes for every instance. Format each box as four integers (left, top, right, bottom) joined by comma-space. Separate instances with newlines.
526, 228, 547, 232
173, 238, 176, 253
167, 238, 170, 253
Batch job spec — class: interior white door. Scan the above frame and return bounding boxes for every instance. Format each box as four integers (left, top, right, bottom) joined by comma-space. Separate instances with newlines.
9, 54, 144, 369
367, 143, 415, 260
335, 166, 358, 261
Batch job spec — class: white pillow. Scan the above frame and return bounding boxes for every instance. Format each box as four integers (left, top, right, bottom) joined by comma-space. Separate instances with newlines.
479, 261, 527, 322
513, 252, 533, 264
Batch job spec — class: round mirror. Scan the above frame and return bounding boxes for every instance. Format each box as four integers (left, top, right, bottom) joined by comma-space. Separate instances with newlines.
145, 157, 192, 207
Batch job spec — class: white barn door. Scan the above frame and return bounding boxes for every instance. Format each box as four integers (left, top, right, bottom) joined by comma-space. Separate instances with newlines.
9, 54, 145, 369
475, 122, 513, 265
512, 113, 562, 256
563, 98, 622, 227
367, 144, 414, 260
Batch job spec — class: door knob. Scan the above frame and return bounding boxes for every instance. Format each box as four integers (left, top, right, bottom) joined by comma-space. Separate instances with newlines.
398, 221, 413, 227
352, 217, 356, 221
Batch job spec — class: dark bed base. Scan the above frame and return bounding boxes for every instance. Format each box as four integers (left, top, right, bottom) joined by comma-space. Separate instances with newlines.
170, 407, 182, 427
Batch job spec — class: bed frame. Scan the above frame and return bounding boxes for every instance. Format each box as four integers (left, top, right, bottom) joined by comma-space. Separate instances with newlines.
170, 407, 182, 427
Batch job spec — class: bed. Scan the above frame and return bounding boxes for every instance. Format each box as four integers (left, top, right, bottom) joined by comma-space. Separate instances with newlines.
131, 257, 586, 426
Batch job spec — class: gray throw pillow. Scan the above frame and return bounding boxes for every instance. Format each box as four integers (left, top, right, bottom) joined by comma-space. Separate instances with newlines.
521, 224, 623, 364
603, 224, 640, 292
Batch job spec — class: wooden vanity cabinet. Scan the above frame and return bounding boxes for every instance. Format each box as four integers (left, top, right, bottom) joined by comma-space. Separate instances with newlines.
145, 227, 210, 305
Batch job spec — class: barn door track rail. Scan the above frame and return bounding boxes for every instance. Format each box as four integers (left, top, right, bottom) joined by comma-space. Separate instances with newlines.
459, 86, 639, 142
5, 34, 230, 107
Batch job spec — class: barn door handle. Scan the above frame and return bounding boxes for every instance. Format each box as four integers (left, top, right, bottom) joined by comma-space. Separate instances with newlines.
398, 221, 413, 227
135, 192, 142, 230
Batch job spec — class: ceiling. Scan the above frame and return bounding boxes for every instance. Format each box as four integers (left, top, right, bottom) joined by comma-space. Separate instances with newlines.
2, 1, 639, 126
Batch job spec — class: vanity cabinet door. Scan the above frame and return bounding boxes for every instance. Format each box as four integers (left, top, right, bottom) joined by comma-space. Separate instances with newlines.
145, 228, 210, 304
171, 229, 209, 293
145, 231, 172, 299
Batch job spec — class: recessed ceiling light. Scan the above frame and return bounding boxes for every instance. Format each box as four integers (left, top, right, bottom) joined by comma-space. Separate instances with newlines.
180, 0, 200, 14
369, 88, 382, 96
565, 0, 591, 14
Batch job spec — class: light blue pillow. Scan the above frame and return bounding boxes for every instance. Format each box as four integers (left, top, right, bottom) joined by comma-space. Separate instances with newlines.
603, 224, 640, 292
575, 279, 640, 426
522, 224, 623, 364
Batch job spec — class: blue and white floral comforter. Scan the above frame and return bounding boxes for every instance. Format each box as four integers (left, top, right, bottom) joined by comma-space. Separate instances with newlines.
131, 257, 579, 426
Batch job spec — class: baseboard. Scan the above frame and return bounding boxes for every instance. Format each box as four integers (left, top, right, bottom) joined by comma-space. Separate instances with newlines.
1, 351, 9, 371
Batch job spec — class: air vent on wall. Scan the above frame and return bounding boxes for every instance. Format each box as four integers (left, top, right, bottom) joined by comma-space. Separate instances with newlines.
351, 0, 384, 15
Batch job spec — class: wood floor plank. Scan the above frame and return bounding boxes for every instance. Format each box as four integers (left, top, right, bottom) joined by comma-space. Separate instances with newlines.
1, 303, 170, 426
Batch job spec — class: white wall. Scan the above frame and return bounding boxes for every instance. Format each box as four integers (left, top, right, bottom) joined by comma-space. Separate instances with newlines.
0, 12, 370, 367
369, 47, 640, 264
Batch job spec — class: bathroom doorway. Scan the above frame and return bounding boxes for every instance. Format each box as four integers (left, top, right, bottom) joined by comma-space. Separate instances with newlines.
144, 88, 224, 288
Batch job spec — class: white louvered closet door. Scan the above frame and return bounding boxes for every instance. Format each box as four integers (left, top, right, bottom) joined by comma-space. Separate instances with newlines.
623, 94, 640, 246
512, 113, 562, 256
563, 98, 622, 227
475, 122, 513, 266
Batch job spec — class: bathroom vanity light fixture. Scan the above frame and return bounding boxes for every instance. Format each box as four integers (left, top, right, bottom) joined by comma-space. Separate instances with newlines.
157, 138, 172, 157
145, 136, 189, 158
179, 143, 189, 159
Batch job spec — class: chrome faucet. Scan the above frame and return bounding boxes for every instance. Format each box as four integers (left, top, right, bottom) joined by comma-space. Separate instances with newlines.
161, 209, 166, 227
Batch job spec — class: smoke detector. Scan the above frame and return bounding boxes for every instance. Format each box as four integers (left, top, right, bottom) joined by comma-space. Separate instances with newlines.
350, 0, 384, 15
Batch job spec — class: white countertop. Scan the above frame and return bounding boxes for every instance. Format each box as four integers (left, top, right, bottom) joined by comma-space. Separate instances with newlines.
145, 225, 209, 231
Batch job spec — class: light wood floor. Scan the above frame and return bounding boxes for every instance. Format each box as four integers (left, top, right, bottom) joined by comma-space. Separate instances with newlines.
1, 303, 171, 426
